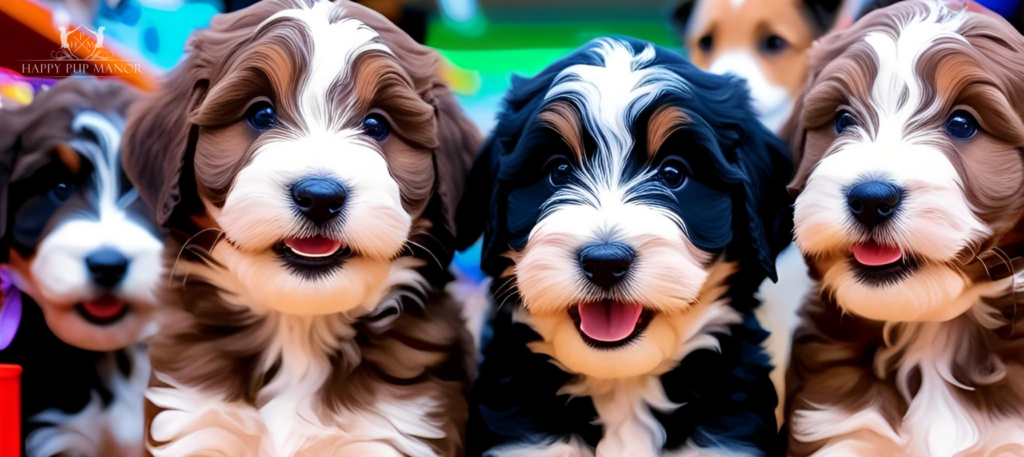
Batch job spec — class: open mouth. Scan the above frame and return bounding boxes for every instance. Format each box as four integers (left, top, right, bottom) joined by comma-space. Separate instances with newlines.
273, 236, 352, 278
850, 241, 919, 286
76, 296, 130, 326
569, 300, 654, 349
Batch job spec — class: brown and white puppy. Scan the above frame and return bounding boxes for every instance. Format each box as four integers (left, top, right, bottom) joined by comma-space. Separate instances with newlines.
672, 0, 844, 133
786, 1, 1024, 455
121, 1, 480, 456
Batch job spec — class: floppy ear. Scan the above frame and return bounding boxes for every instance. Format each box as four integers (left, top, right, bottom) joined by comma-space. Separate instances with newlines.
783, 29, 839, 196
669, 0, 699, 36
734, 121, 795, 282
122, 58, 207, 228
802, 0, 844, 35
428, 83, 482, 241
454, 74, 542, 270
454, 134, 498, 252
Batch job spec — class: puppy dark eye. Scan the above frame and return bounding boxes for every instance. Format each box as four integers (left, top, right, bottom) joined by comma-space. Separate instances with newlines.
759, 34, 789, 55
363, 113, 391, 142
698, 34, 713, 53
657, 158, 687, 189
546, 157, 573, 187
48, 181, 74, 202
834, 110, 857, 135
946, 110, 978, 139
246, 101, 276, 131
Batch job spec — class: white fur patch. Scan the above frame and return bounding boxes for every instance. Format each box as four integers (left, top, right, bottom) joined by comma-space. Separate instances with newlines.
486, 436, 595, 457
148, 319, 445, 456
791, 299, 1024, 456
26, 346, 149, 457
545, 38, 688, 182
754, 244, 812, 426
519, 296, 745, 457
707, 51, 792, 133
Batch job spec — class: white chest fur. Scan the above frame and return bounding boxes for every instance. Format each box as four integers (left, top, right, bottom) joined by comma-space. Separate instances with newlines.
490, 300, 755, 457
26, 346, 149, 457
146, 314, 446, 457
793, 309, 1024, 457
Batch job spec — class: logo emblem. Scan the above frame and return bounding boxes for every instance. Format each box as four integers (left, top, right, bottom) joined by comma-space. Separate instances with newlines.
53, 25, 111, 61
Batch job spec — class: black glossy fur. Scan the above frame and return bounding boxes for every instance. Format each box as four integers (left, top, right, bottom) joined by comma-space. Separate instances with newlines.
457, 38, 793, 456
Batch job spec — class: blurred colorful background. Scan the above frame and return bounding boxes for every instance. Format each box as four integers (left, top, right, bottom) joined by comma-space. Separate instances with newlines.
1, 0, 1021, 274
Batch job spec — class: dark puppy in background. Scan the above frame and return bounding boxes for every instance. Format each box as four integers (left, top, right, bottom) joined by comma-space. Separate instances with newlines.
671, 0, 843, 133
458, 37, 792, 456
0, 78, 164, 457
122, 0, 479, 455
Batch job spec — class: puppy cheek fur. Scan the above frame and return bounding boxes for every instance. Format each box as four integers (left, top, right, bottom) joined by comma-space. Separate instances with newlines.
203, 244, 407, 316
822, 261, 974, 321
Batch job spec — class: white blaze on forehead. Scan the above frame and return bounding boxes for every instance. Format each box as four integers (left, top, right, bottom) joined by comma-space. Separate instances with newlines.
545, 39, 688, 184
864, 2, 966, 143
262, 1, 391, 132
728, 0, 747, 9
709, 51, 792, 133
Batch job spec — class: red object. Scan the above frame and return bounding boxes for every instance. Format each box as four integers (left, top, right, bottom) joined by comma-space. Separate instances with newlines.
0, 364, 21, 457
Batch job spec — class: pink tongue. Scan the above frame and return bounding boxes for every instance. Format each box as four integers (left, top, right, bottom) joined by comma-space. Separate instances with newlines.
284, 237, 342, 257
82, 297, 126, 319
578, 301, 643, 342
852, 242, 903, 266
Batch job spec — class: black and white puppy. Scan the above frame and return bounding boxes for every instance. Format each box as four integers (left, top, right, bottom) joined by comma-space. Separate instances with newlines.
0, 78, 163, 457
458, 37, 792, 457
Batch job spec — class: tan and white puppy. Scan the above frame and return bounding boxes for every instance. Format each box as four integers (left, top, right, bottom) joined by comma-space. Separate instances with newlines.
673, 0, 844, 133
122, 1, 479, 456
786, 1, 1024, 455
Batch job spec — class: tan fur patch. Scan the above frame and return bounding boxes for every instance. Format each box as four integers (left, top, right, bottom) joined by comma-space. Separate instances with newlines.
537, 101, 585, 159
685, 0, 818, 101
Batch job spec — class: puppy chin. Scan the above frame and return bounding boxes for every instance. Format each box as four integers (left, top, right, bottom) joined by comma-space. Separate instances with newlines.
209, 243, 398, 316
38, 303, 150, 351
822, 260, 987, 322
522, 311, 682, 379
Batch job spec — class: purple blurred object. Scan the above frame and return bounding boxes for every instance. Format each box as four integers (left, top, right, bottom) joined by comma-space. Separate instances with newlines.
0, 269, 22, 350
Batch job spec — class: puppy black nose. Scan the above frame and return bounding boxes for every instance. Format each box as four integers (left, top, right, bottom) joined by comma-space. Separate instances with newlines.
85, 248, 129, 288
579, 243, 635, 289
847, 180, 901, 228
291, 177, 347, 225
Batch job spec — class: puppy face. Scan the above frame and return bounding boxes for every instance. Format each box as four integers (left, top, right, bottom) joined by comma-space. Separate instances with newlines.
0, 79, 163, 351
462, 38, 792, 379
123, 0, 477, 316
674, 0, 842, 132
789, 1, 1024, 322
